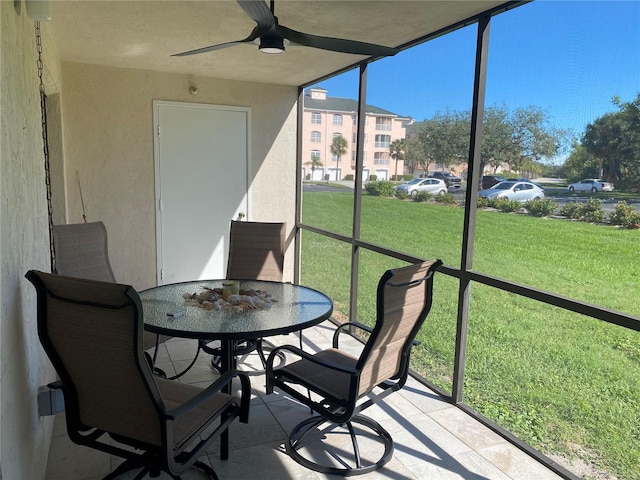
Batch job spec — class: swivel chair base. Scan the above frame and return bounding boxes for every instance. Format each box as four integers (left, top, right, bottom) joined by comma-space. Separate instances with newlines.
287, 414, 393, 477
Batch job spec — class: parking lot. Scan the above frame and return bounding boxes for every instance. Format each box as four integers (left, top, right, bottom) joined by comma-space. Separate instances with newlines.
303, 181, 640, 215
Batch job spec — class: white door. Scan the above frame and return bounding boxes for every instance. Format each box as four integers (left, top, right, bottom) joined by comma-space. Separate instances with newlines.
375, 169, 388, 180
311, 168, 324, 181
154, 101, 250, 285
327, 168, 342, 181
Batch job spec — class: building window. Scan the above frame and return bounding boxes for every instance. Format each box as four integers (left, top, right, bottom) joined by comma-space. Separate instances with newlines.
352, 133, 357, 143
311, 131, 321, 143
333, 114, 343, 126
376, 117, 392, 131
311, 150, 321, 162
352, 115, 358, 125
374, 152, 390, 165
375, 135, 391, 148
311, 112, 322, 124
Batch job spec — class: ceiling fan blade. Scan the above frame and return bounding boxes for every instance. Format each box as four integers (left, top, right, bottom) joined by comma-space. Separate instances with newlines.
172, 1, 275, 57
278, 25, 399, 57
237, 0, 275, 29
172, 38, 254, 57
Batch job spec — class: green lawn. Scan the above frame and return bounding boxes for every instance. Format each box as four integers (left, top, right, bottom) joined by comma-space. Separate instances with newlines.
300, 191, 640, 480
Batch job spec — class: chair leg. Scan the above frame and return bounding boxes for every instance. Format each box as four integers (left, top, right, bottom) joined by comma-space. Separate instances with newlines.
194, 460, 219, 480
286, 414, 394, 476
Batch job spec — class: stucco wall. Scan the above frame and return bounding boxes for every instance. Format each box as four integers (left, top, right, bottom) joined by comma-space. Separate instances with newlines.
61, 63, 298, 290
1, 5, 60, 479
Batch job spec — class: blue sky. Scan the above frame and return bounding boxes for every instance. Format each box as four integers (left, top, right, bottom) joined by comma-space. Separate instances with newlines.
316, 1, 639, 143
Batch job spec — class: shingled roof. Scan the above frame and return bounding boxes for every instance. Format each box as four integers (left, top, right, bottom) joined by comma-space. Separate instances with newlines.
304, 87, 406, 117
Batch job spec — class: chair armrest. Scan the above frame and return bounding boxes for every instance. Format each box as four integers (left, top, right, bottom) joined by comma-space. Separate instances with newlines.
267, 344, 358, 375
332, 321, 372, 348
332, 321, 420, 348
166, 370, 250, 421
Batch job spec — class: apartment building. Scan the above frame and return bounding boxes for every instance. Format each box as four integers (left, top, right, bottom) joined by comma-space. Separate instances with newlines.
302, 87, 411, 181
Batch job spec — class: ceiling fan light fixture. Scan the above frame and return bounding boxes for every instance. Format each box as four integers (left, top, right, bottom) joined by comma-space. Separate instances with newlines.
259, 36, 285, 54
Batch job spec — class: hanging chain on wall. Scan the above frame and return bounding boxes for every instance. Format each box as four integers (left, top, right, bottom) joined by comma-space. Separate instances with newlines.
35, 21, 56, 273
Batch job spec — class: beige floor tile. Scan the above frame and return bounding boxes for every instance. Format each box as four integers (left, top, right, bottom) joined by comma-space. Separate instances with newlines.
210, 442, 319, 480
207, 402, 288, 453
314, 456, 416, 479
429, 405, 506, 451
479, 443, 564, 479
400, 376, 454, 413
164, 338, 201, 362
46, 434, 111, 480
386, 413, 472, 467
405, 449, 513, 479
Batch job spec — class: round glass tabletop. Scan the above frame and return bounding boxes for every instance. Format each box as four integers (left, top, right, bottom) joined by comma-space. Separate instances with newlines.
140, 279, 333, 340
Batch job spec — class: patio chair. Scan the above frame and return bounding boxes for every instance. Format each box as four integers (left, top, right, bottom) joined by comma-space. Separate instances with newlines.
26, 270, 250, 480
265, 259, 442, 476
52, 221, 170, 372
201, 220, 286, 372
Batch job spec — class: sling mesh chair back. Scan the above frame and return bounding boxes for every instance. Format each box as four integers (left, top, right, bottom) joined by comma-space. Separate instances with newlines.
266, 259, 442, 476
226, 220, 285, 282
202, 220, 286, 372
52, 221, 169, 356
26, 270, 250, 480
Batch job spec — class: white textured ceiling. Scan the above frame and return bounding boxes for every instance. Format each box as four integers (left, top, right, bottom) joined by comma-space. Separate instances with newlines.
48, 0, 510, 86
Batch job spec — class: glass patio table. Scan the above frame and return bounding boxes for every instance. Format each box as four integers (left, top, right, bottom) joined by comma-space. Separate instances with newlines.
140, 279, 332, 460
140, 279, 333, 375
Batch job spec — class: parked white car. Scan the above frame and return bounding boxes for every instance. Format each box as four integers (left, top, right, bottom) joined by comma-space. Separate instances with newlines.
395, 178, 448, 196
478, 181, 545, 202
567, 179, 614, 193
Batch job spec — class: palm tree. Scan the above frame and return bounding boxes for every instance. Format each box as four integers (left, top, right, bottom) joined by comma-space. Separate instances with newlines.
330, 135, 348, 181
390, 139, 406, 180
304, 153, 323, 181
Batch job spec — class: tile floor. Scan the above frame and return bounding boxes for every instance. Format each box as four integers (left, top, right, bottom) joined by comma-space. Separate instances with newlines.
45, 321, 563, 480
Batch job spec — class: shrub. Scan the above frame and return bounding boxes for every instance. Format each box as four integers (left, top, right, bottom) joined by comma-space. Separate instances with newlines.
609, 201, 640, 229
305, 174, 311, 180
369, 175, 378, 181
365, 180, 395, 197
477, 197, 490, 209
394, 189, 409, 200
490, 197, 522, 213
404, 174, 414, 181
323, 174, 330, 181
524, 198, 558, 217
435, 192, 458, 205
412, 191, 433, 202
559, 202, 584, 219
583, 198, 605, 223
343, 174, 354, 181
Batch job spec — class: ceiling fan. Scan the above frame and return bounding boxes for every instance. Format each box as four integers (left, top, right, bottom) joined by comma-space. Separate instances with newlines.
173, 0, 399, 57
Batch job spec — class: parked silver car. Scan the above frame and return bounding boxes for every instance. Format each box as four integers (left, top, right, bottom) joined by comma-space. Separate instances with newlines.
567, 179, 614, 193
478, 181, 545, 202
395, 178, 448, 196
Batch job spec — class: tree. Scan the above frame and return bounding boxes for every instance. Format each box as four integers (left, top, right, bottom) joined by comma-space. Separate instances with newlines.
304, 153, 323, 180
480, 106, 518, 175
389, 139, 406, 180
561, 141, 600, 182
417, 111, 468, 172
411, 105, 566, 184
509, 106, 565, 172
330, 135, 348, 181
404, 125, 429, 175
581, 93, 640, 191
